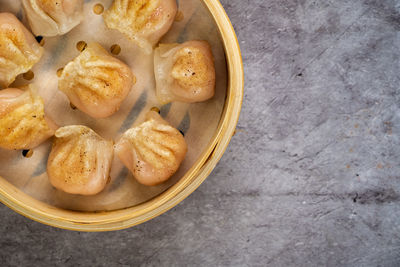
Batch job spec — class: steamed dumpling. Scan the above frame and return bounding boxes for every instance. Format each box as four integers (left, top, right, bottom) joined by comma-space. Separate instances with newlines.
154, 41, 215, 104
0, 13, 44, 88
103, 0, 177, 54
47, 125, 114, 195
22, 0, 84, 36
0, 85, 57, 150
58, 42, 134, 118
115, 110, 187, 186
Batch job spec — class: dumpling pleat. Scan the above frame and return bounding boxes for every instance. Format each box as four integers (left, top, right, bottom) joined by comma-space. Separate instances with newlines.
47, 126, 113, 195
0, 86, 55, 150
84, 60, 123, 70
58, 42, 133, 118
30, 0, 60, 25
115, 111, 187, 186
0, 57, 18, 69
76, 75, 109, 95
0, 13, 43, 87
133, 138, 174, 169
22, 0, 83, 36
51, 133, 80, 165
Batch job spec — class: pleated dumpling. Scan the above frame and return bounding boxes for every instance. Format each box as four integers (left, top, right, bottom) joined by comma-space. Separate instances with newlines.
0, 13, 44, 88
22, 0, 84, 36
154, 41, 215, 104
115, 110, 187, 186
0, 85, 57, 150
103, 0, 177, 54
47, 125, 114, 195
58, 42, 134, 118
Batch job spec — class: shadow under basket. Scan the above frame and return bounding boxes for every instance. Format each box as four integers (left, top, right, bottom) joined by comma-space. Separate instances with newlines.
0, 0, 244, 231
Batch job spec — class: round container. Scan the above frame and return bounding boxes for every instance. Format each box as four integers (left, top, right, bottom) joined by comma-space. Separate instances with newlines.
0, 0, 243, 231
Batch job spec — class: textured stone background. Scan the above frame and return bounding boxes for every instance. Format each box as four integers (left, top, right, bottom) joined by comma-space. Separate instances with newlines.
1, 0, 400, 266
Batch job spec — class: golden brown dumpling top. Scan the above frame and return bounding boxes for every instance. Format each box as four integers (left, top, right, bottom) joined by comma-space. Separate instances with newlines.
115, 110, 187, 186
103, 0, 177, 54
22, 0, 84, 36
0, 85, 57, 150
154, 40, 215, 104
0, 13, 44, 88
58, 42, 134, 118
47, 125, 114, 195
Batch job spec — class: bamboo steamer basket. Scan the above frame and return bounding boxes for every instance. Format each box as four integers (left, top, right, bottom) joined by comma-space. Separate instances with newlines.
0, 0, 243, 231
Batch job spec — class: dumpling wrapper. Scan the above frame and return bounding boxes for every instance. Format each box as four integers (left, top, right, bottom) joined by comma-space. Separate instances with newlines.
0, 13, 43, 88
154, 40, 215, 104
58, 42, 134, 118
115, 111, 187, 186
22, 0, 84, 37
47, 125, 114, 196
103, 0, 177, 54
0, 85, 57, 150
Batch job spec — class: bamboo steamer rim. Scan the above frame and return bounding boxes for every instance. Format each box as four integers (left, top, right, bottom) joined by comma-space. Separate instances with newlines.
0, 0, 244, 231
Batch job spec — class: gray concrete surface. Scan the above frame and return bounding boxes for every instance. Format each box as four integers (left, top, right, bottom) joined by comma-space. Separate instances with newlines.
1, 0, 400, 266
